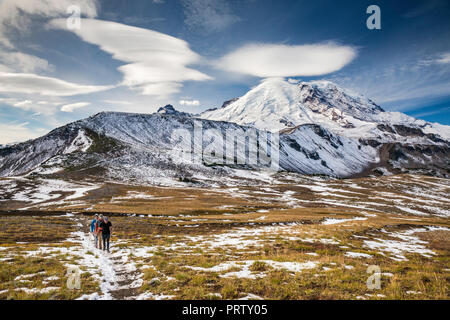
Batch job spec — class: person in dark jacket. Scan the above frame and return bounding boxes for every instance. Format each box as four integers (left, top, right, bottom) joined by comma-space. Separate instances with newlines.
101, 216, 112, 252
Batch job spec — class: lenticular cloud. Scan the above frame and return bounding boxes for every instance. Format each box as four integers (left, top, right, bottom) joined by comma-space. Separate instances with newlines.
215, 43, 357, 77
48, 18, 212, 97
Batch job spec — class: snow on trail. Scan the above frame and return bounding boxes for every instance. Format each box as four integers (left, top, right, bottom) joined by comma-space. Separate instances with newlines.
67, 218, 142, 300
74, 231, 119, 300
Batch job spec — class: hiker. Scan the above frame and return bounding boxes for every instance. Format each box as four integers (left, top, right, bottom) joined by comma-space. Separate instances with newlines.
90, 214, 98, 247
101, 216, 112, 252
97, 215, 104, 250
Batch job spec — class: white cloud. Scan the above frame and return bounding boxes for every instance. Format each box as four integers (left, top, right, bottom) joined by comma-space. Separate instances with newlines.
0, 51, 52, 73
0, 0, 97, 77
215, 43, 357, 77
329, 60, 450, 108
37, 101, 53, 105
0, 0, 103, 119
0, 121, 49, 144
61, 102, 90, 112
0, 0, 98, 47
0, 0, 98, 115
0, 97, 16, 104
13, 100, 33, 107
1, 97, 61, 114
139, 82, 184, 96
179, 99, 200, 106
419, 52, 450, 66
436, 53, 450, 64
0, 72, 112, 96
287, 78, 300, 84
48, 18, 212, 97
181, 0, 240, 33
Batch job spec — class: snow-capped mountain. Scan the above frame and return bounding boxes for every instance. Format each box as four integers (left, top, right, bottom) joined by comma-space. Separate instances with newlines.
0, 111, 381, 183
200, 78, 450, 144
0, 79, 449, 185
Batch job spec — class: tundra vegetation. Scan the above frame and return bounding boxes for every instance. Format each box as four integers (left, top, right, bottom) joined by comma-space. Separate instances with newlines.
0, 174, 448, 300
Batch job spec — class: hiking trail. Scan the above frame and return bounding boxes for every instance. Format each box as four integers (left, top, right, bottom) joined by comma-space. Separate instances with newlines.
71, 216, 143, 300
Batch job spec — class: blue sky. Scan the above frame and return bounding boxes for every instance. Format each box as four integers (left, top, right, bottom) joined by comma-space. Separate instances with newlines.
0, 0, 449, 143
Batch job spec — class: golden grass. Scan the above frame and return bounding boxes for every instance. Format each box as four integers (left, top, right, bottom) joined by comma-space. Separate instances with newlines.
0, 174, 448, 300
0, 216, 99, 300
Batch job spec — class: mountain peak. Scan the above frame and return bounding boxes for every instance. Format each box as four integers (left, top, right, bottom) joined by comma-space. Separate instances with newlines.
157, 104, 191, 117
157, 104, 177, 114
200, 78, 385, 133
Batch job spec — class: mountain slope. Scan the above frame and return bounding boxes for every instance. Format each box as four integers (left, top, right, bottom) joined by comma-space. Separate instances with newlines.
0, 111, 382, 183
279, 124, 377, 176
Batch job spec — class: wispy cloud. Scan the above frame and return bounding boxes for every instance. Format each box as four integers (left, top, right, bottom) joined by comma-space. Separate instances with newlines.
329, 56, 450, 109
60, 101, 90, 112
1, 97, 64, 115
179, 99, 200, 106
0, 0, 98, 48
0, 121, 48, 144
0, 51, 53, 73
214, 43, 357, 77
13, 100, 33, 107
0, 0, 106, 118
0, 72, 112, 96
48, 18, 212, 97
181, 0, 240, 34
436, 53, 450, 64
410, 106, 450, 118
419, 52, 450, 66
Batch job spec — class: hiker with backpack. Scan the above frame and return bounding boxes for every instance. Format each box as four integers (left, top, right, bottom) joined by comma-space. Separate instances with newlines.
101, 216, 113, 253
96, 215, 104, 250
90, 214, 98, 247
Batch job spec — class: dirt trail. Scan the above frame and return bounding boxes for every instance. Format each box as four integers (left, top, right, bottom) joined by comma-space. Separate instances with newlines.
73, 217, 142, 300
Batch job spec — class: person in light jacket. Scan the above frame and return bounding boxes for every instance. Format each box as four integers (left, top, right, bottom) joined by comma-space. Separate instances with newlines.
90, 214, 98, 247
96, 215, 104, 250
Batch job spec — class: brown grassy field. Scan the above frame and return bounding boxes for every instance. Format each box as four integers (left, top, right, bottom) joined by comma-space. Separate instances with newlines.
0, 174, 448, 300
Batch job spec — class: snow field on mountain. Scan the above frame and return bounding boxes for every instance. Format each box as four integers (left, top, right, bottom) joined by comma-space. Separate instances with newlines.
201, 77, 450, 144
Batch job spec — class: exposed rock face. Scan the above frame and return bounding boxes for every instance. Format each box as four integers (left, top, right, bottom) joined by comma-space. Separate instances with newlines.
157, 104, 191, 117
